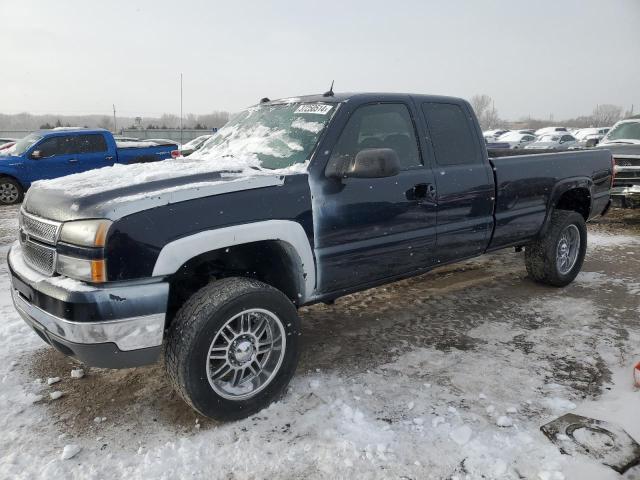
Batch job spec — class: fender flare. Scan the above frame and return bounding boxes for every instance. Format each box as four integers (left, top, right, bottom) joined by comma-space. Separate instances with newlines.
540, 176, 593, 236
152, 220, 316, 301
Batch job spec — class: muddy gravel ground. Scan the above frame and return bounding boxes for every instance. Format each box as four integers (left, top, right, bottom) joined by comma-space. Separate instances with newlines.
2, 205, 639, 479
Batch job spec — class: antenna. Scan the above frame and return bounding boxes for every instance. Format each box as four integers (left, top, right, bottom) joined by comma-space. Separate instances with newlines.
323, 80, 334, 97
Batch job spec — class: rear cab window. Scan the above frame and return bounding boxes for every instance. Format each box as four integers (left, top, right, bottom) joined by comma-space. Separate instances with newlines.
421, 102, 482, 166
77, 134, 108, 153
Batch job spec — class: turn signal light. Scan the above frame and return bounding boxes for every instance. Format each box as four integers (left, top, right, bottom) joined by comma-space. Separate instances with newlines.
91, 260, 107, 283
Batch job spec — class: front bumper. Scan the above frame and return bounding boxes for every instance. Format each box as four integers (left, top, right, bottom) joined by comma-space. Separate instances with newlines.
8, 244, 169, 368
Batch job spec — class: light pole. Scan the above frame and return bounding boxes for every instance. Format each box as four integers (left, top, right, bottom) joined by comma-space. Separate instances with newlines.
180, 73, 183, 146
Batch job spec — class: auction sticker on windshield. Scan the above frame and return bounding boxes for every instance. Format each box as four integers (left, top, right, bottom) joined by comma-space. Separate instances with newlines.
294, 104, 333, 115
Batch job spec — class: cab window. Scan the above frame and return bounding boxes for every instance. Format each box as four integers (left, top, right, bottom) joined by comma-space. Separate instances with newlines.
35, 136, 75, 158
330, 103, 421, 170
77, 134, 108, 153
422, 102, 482, 166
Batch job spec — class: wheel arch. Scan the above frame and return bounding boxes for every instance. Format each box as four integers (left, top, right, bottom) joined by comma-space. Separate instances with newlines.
0, 173, 26, 203
154, 220, 315, 313
539, 178, 593, 237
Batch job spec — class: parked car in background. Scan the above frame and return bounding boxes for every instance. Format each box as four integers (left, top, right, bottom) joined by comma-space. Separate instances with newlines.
0, 128, 177, 204
574, 127, 610, 148
176, 134, 213, 157
483, 129, 510, 142
8, 92, 612, 421
0, 142, 16, 151
495, 131, 537, 149
508, 129, 535, 136
142, 138, 178, 145
534, 126, 568, 136
0, 137, 17, 144
525, 133, 578, 150
598, 118, 640, 208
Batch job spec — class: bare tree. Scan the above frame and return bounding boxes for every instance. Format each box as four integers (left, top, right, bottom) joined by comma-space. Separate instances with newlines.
592, 104, 622, 127
470, 94, 501, 130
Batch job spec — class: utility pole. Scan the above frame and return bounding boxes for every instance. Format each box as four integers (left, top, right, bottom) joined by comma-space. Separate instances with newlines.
180, 73, 183, 146
112, 104, 117, 133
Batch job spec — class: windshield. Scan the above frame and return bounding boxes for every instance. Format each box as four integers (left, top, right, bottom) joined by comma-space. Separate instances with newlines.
194, 102, 335, 169
539, 135, 559, 142
10, 133, 42, 156
602, 121, 640, 143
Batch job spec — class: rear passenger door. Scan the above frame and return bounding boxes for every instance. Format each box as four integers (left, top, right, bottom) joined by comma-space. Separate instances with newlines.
421, 102, 495, 264
72, 134, 114, 173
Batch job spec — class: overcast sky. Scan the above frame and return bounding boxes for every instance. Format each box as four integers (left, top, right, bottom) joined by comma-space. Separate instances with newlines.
1, 0, 639, 120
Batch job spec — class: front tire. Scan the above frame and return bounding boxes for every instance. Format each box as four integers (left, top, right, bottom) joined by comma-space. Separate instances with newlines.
0, 177, 23, 205
525, 210, 587, 287
165, 277, 301, 421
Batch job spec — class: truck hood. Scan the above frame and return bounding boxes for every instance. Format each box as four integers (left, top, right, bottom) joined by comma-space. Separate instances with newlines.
22, 157, 299, 221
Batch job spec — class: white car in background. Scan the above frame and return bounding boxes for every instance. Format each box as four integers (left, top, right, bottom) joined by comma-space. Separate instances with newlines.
525, 133, 578, 150
534, 126, 568, 136
483, 129, 510, 142
496, 131, 537, 149
574, 127, 610, 147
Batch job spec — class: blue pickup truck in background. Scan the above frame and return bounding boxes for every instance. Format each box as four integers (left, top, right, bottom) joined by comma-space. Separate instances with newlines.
0, 128, 177, 204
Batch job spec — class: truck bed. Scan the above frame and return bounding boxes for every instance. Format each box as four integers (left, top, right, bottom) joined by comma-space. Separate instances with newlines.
488, 149, 612, 249
115, 141, 177, 165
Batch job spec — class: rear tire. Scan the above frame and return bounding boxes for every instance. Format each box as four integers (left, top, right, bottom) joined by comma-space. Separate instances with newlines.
165, 277, 301, 421
0, 177, 23, 205
525, 210, 587, 287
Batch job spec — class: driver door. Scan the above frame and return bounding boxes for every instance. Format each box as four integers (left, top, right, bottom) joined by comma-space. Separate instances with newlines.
314, 101, 438, 293
24, 135, 79, 183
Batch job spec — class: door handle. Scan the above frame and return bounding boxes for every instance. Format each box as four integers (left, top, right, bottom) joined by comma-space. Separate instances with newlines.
68, 158, 78, 163
426, 183, 437, 200
105, 156, 114, 161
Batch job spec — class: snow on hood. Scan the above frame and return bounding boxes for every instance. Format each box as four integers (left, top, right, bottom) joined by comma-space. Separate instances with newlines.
34, 155, 263, 198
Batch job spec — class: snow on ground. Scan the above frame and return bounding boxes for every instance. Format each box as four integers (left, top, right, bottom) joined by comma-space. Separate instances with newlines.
0, 206, 639, 479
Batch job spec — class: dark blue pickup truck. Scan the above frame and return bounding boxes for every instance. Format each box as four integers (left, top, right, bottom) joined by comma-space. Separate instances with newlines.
0, 128, 176, 204
8, 93, 612, 421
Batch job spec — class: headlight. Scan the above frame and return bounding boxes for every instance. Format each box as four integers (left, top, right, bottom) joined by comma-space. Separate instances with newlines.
57, 219, 110, 282
56, 254, 107, 283
59, 219, 112, 247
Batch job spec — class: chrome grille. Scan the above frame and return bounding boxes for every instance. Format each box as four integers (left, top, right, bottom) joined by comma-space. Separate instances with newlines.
21, 240, 57, 275
615, 157, 640, 167
19, 211, 61, 245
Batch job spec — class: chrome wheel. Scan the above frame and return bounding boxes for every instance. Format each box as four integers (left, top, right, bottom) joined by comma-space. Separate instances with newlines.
206, 308, 286, 400
0, 182, 19, 204
556, 224, 580, 275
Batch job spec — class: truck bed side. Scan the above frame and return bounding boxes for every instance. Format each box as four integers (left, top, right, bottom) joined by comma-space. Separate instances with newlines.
488, 149, 612, 250
116, 143, 177, 165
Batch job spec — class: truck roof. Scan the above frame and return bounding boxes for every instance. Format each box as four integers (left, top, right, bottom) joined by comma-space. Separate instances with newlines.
264, 92, 468, 106
34, 127, 110, 136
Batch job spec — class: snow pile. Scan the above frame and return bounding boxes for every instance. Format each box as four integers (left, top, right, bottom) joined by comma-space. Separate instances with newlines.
588, 232, 640, 249
60, 444, 81, 461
